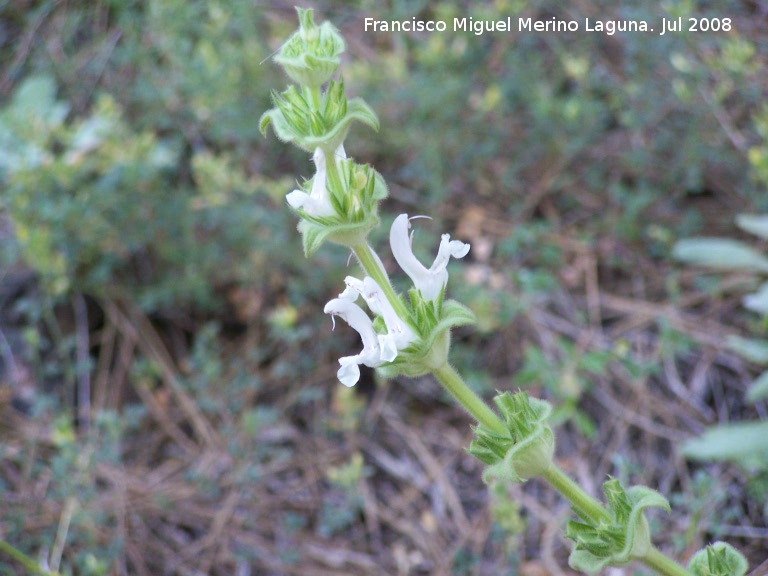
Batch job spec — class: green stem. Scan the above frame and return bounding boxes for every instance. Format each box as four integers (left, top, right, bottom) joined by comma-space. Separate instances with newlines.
307, 85, 321, 111
433, 364, 508, 436
324, 141, 344, 194
0, 540, 58, 575
641, 547, 693, 576
540, 464, 610, 525
351, 242, 411, 321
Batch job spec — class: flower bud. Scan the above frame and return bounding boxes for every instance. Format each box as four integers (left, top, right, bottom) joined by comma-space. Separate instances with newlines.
274, 8, 345, 88
688, 542, 748, 576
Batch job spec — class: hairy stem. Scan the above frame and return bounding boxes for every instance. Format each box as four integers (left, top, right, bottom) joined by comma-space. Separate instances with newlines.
432, 363, 507, 436
307, 85, 321, 111
642, 547, 693, 576
540, 465, 610, 525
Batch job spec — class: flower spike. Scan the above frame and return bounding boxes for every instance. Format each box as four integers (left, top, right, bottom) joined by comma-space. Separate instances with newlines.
274, 7, 345, 88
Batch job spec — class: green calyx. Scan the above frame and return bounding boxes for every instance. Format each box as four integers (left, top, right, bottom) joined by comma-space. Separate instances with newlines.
260, 80, 379, 153
274, 7, 345, 88
295, 160, 388, 256
688, 543, 748, 576
469, 391, 555, 483
375, 288, 476, 379
566, 478, 671, 573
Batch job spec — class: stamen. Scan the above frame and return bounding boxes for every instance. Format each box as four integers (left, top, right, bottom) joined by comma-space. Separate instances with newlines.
258, 45, 282, 66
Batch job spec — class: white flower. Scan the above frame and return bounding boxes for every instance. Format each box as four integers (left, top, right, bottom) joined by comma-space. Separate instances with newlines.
341, 276, 416, 361
390, 214, 470, 301
324, 296, 382, 387
286, 144, 346, 217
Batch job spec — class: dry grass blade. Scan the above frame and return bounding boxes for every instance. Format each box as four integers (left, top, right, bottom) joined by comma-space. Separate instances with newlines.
104, 300, 219, 450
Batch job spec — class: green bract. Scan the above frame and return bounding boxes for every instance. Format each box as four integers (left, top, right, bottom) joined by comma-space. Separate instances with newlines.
274, 7, 345, 88
294, 159, 388, 256
687, 542, 748, 576
260, 80, 379, 153
469, 391, 555, 483
566, 478, 671, 573
376, 288, 476, 378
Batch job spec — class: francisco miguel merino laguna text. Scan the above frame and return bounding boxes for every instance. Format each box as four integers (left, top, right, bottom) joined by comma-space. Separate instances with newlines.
364, 16, 652, 36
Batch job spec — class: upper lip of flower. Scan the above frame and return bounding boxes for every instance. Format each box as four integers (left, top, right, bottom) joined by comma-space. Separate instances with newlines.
389, 213, 470, 301
286, 144, 346, 217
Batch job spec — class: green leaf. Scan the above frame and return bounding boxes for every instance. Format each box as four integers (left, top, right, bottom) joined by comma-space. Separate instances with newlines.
746, 370, 768, 402
672, 238, 768, 272
726, 335, 768, 363
298, 219, 325, 257
345, 98, 380, 132
296, 216, 377, 257
626, 484, 671, 516
436, 299, 477, 329
736, 213, 768, 240
681, 420, 768, 464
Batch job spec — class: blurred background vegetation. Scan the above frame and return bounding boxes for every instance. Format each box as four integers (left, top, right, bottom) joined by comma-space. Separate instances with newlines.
0, 0, 767, 574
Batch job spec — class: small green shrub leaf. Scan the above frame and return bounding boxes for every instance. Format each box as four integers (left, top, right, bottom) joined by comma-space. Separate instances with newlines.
736, 214, 768, 240
726, 335, 768, 363
746, 370, 768, 403
672, 238, 768, 272
681, 420, 768, 464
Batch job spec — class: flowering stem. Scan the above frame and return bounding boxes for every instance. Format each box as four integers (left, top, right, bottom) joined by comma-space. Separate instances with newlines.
641, 547, 692, 576
433, 364, 508, 436
540, 464, 610, 525
351, 242, 411, 321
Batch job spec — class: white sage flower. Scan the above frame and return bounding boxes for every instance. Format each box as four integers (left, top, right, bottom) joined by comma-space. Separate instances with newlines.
341, 276, 416, 361
324, 296, 382, 387
286, 144, 346, 217
390, 213, 470, 301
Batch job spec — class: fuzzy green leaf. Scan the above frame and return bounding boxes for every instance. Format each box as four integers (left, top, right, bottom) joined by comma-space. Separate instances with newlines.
297, 216, 379, 257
